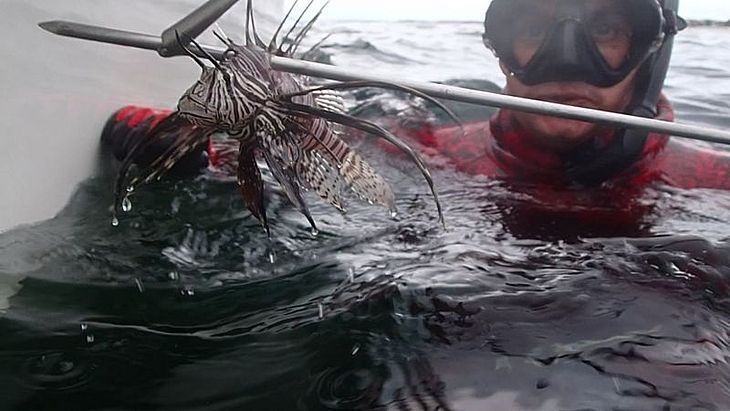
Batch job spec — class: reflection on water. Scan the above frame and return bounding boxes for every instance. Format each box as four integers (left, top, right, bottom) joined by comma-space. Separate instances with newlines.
2, 21, 730, 411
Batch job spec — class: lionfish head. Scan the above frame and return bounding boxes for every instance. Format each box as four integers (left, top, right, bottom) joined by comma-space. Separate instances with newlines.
177, 66, 227, 128
173, 32, 243, 132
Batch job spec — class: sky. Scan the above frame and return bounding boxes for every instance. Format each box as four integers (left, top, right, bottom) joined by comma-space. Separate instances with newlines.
284, 1, 730, 22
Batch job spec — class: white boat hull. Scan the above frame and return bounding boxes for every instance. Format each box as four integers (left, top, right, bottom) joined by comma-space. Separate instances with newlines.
0, 0, 282, 232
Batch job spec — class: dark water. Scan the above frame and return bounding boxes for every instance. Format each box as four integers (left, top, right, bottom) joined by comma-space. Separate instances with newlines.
3, 22, 730, 410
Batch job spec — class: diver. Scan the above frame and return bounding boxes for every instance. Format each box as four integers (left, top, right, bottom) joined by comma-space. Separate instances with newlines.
101, 0, 730, 205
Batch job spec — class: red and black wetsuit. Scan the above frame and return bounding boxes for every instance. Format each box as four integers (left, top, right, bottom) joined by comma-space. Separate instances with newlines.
103, 99, 730, 238
376, 96, 730, 190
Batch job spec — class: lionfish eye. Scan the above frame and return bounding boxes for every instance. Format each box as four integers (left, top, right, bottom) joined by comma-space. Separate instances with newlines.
224, 49, 237, 59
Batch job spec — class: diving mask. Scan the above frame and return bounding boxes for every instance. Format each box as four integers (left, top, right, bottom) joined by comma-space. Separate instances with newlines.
483, 0, 679, 87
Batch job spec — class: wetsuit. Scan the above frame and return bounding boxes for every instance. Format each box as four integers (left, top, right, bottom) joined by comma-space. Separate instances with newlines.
393, 97, 730, 190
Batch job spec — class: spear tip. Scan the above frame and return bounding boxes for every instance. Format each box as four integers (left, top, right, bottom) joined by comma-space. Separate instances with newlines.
38, 20, 66, 35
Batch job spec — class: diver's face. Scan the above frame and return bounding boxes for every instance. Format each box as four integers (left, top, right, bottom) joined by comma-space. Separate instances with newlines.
500, 0, 638, 150
503, 66, 638, 150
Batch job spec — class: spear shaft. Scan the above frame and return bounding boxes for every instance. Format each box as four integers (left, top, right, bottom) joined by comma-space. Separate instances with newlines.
38, 20, 730, 146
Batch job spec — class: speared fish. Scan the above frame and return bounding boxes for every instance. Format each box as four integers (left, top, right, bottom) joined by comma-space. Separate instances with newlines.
114, 0, 462, 235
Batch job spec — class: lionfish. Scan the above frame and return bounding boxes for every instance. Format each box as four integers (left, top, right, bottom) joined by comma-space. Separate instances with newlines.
113, 0, 460, 234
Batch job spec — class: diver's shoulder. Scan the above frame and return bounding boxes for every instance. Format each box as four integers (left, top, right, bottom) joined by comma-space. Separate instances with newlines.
658, 139, 730, 189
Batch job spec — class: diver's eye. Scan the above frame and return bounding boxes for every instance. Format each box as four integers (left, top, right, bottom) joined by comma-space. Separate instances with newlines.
589, 14, 632, 44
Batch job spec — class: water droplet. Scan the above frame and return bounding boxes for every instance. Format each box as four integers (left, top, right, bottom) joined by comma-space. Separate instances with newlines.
122, 196, 133, 213
111, 217, 120, 227
181, 287, 195, 297
318, 303, 324, 320
268, 251, 276, 264
126, 186, 135, 193
168, 271, 179, 281
351, 344, 360, 356
135, 278, 145, 293
86, 335, 95, 343
348, 268, 355, 283
80, 323, 88, 331
390, 210, 398, 219
310, 227, 320, 237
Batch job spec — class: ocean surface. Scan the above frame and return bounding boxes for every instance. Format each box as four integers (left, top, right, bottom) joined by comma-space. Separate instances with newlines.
2, 18, 730, 411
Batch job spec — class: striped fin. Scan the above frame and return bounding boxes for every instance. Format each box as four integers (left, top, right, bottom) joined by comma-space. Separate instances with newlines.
260, 137, 318, 230
113, 113, 209, 214
312, 89, 347, 115
278, 99, 443, 225
237, 144, 269, 235
262, 131, 345, 212
132, 119, 211, 187
287, 119, 395, 212
337, 148, 395, 210
296, 149, 346, 212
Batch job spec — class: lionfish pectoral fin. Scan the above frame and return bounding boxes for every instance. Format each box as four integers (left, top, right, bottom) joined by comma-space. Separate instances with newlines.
280, 101, 445, 227
289, 121, 395, 212
261, 149, 318, 231
294, 149, 347, 213
338, 150, 396, 211
237, 145, 270, 235
132, 117, 212, 188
